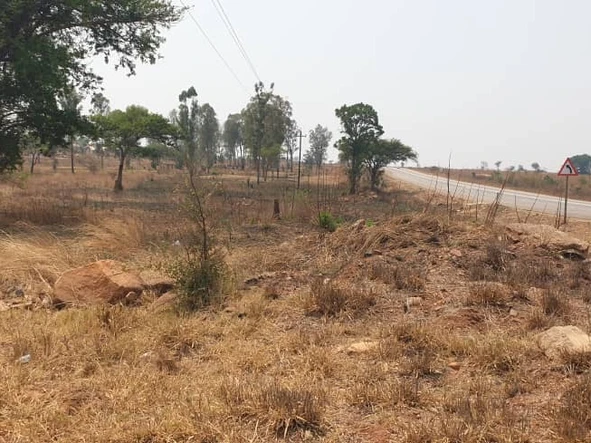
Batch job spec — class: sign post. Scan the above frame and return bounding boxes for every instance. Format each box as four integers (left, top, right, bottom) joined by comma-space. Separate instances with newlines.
557, 157, 579, 224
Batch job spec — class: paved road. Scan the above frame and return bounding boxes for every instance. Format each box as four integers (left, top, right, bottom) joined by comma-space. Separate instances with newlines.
386, 167, 591, 220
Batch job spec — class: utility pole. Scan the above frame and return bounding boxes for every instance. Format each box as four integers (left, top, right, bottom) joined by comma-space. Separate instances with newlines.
296, 129, 306, 190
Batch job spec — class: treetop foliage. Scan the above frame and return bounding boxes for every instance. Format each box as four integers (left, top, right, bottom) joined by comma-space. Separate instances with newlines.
0, 0, 184, 172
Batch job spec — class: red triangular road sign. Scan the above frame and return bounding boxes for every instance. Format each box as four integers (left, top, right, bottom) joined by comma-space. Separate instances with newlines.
558, 158, 579, 176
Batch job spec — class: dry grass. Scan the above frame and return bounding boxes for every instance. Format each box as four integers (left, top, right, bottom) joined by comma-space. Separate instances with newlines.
555, 374, 591, 441
2, 164, 591, 442
466, 282, 510, 307
302, 277, 376, 318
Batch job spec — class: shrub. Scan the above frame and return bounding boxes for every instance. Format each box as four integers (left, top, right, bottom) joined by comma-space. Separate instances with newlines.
318, 211, 338, 232
169, 252, 228, 313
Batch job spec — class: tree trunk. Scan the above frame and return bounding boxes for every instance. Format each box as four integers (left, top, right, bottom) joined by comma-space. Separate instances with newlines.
256, 155, 261, 184
349, 159, 358, 195
114, 149, 125, 191
70, 139, 75, 173
273, 199, 281, 220
30, 153, 36, 174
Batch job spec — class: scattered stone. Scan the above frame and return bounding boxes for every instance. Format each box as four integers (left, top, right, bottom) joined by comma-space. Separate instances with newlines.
53, 260, 145, 306
16, 354, 31, 364
536, 325, 591, 359
506, 223, 589, 256
151, 291, 177, 312
139, 270, 175, 295
509, 308, 518, 317
346, 341, 379, 355
450, 249, 463, 258
448, 362, 461, 371
364, 251, 373, 258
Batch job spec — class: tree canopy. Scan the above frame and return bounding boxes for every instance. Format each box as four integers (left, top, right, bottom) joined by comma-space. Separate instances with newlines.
365, 139, 417, 190
93, 105, 175, 190
199, 103, 220, 172
242, 82, 292, 183
570, 154, 591, 175
308, 125, 333, 169
335, 103, 384, 194
170, 87, 200, 170
0, 0, 184, 172
222, 114, 243, 167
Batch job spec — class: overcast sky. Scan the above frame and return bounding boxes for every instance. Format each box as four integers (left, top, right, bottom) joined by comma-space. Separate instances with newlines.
92, 0, 591, 172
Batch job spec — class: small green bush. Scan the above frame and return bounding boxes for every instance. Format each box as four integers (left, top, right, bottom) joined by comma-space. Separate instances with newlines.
318, 211, 338, 232
169, 252, 229, 313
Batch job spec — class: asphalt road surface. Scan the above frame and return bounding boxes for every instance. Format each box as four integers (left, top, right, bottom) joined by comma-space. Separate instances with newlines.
386, 167, 591, 221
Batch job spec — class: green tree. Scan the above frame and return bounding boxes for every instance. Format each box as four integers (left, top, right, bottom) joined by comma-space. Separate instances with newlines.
91, 93, 111, 117
222, 114, 244, 168
0, 1, 184, 172
90, 93, 111, 169
170, 87, 199, 171
199, 103, 219, 172
570, 154, 591, 175
57, 86, 84, 174
335, 103, 384, 194
284, 119, 298, 172
93, 105, 174, 191
308, 125, 332, 170
365, 139, 417, 190
531, 162, 541, 172
242, 82, 292, 183
143, 140, 171, 170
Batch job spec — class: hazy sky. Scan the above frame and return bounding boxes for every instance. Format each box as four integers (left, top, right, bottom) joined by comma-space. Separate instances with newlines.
92, 0, 591, 172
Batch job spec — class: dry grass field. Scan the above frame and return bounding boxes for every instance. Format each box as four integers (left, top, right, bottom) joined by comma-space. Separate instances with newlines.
3, 158, 591, 442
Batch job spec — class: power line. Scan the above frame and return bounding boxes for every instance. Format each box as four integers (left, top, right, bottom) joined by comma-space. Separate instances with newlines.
179, 0, 248, 92
210, 0, 261, 83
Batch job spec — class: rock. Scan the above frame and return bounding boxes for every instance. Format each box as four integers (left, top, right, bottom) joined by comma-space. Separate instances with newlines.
536, 325, 591, 359
53, 260, 145, 306
506, 223, 589, 256
450, 249, 463, 258
151, 291, 177, 312
139, 270, 175, 295
509, 308, 518, 317
346, 341, 378, 355
448, 362, 461, 371
16, 354, 31, 364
